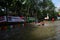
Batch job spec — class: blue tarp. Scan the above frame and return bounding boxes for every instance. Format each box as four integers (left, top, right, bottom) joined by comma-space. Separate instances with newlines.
0, 16, 25, 22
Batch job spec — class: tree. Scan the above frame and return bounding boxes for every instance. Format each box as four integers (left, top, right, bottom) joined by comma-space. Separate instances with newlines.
37, 0, 57, 20
0, 0, 57, 20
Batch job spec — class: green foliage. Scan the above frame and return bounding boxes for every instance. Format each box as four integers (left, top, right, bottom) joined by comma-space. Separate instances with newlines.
0, 0, 57, 20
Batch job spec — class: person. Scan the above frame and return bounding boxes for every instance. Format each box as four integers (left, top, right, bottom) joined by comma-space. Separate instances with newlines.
41, 19, 44, 26
52, 17, 54, 22
42, 21, 44, 26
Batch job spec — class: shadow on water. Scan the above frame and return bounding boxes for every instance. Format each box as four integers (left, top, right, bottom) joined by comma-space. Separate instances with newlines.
3, 23, 35, 40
